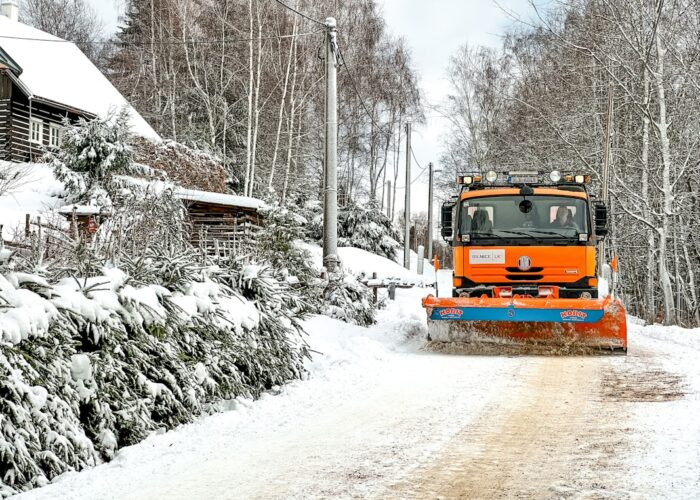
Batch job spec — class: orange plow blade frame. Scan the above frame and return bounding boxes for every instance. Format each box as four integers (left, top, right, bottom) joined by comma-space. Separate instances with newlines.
422, 295, 627, 352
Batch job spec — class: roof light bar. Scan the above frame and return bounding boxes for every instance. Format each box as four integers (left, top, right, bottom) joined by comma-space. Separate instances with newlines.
458, 175, 473, 185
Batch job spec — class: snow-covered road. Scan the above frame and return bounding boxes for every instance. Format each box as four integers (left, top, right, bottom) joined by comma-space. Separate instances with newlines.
20, 275, 700, 499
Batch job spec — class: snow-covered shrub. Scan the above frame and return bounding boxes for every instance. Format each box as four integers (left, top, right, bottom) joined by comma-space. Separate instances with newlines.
0, 248, 309, 495
300, 200, 401, 261
320, 271, 376, 326
234, 263, 309, 387
299, 199, 324, 242
257, 202, 378, 325
338, 202, 401, 261
0, 273, 98, 493
257, 203, 316, 288
48, 110, 134, 205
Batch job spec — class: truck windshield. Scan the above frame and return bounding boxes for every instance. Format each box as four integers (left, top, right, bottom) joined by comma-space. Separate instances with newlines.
458, 195, 589, 240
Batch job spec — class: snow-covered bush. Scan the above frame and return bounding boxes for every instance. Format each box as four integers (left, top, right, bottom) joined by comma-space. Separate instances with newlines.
0, 249, 308, 495
257, 203, 316, 288
338, 202, 401, 261
320, 272, 377, 326
299, 199, 324, 242
257, 202, 378, 326
300, 200, 401, 261
48, 110, 134, 205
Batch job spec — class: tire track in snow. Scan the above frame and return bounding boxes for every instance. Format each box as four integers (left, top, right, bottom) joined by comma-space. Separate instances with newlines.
392, 356, 636, 499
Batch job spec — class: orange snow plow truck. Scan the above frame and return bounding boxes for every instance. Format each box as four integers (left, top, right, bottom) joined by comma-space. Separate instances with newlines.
423, 170, 627, 353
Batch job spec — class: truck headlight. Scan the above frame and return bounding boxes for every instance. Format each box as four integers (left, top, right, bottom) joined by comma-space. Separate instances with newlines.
549, 170, 562, 182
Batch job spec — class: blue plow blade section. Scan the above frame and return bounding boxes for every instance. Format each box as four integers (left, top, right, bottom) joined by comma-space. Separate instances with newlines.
429, 306, 605, 324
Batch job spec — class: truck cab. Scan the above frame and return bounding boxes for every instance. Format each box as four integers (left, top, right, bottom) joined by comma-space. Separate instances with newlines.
441, 171, 609, 300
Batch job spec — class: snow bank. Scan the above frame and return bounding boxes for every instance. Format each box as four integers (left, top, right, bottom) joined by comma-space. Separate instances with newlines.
299, 242, 431, 285
632, 321, 700, 351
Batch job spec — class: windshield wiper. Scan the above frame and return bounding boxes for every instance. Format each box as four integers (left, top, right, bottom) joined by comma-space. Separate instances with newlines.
495, 229, 538, 240
468, 232, 498, 238
525, 229, 575, 237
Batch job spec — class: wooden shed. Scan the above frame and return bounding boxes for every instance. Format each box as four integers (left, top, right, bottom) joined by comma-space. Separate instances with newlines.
175, 189, 265, 257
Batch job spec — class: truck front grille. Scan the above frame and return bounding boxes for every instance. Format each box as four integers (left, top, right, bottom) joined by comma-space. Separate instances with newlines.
505, 274, 544, 281
505, 267, 544, 273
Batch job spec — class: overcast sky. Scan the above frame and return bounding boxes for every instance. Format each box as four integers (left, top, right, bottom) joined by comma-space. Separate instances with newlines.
378, 0, 538, 215
88, 0, 121, 32
87, 0, 535, 215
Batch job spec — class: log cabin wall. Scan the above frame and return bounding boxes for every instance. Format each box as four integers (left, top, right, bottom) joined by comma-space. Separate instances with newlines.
0, 73, 9, 161
0, 72, 89, 162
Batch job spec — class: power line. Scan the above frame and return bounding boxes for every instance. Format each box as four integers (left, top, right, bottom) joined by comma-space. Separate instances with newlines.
410, 146, 424, 171
272, 0, 326, 26
0, 30, 323, 46
394, 147, 429, 188
336, 45, 394, 139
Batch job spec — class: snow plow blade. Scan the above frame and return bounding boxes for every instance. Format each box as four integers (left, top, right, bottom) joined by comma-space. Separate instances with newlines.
422, 295, 627, 354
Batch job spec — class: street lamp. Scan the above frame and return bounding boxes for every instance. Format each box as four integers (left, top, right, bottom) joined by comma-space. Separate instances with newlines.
427, 162, 443, 263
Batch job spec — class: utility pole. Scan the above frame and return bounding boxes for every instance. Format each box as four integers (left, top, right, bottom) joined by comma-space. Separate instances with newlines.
427, 162, 434, 262
386, 180, 392, 219
598, 85, 613, 279
403, 122, 411, 269
322, 17, 339, 272
427, 162, 443, 264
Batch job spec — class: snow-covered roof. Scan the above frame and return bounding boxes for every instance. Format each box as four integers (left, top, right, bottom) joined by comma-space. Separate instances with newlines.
175, 188, 265, 210
0, 16, 160, 141
58, 204, 109, 216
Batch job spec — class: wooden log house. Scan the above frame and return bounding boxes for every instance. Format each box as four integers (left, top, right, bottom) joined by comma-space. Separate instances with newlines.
0, 7, 159, 163
0, 61, 91, 162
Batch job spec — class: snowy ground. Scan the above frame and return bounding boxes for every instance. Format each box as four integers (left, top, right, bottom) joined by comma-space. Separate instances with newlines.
0, 163, 64, 240
17, 269, 700, 499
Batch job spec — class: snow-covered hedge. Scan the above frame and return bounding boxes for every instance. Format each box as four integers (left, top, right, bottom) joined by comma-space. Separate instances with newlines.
0, 114, 311, 495
0, 251, 307, 496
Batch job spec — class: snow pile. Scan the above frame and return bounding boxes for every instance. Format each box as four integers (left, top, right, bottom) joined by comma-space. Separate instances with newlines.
300, 243, 429, 286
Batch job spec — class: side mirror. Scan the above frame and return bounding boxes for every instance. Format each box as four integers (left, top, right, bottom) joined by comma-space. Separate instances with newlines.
594, 203, 608, 238
440, 202, 455, 241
